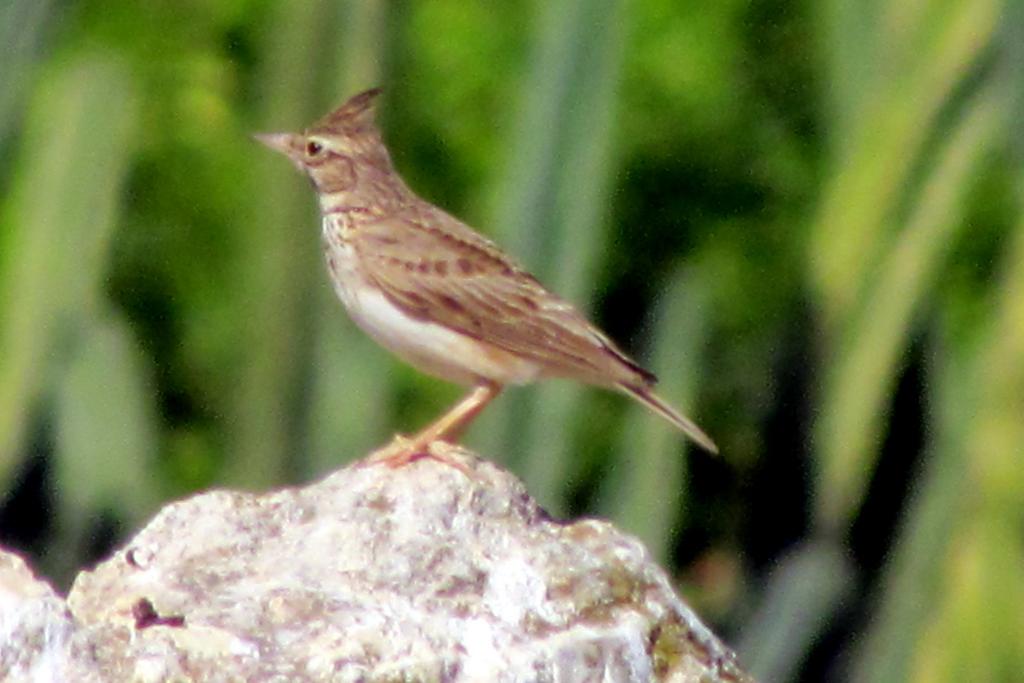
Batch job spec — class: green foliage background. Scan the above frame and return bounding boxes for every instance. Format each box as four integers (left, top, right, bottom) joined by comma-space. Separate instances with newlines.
1, 1, 1021, 680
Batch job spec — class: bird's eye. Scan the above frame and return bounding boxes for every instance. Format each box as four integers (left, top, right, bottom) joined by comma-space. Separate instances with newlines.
306, 141, 323, 156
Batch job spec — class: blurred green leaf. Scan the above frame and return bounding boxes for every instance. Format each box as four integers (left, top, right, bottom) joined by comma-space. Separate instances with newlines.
816, 0, 877, 147
223, 0, 339, 487
814, 83, 1007, 528
858, 133, 1024, 683
473, 0, 627, 513
0, 53, 137, 492
912, 518, 1024, 681
738, 542, 855, 682
0, 0, 52, 144
851, 312, 977, 683
600, 266, 710, 563
54, 313, 159, 523
303, 0, 393, 477
809, 0, 1000, 324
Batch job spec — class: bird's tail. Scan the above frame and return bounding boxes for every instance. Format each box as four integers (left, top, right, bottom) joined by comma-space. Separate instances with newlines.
619, 382, 719, 454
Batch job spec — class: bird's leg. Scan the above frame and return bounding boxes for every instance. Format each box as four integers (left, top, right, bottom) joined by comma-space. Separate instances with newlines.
365, 381, 502, 469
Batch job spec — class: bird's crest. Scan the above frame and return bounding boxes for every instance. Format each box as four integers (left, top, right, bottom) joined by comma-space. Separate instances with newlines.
309, 87, 383, 136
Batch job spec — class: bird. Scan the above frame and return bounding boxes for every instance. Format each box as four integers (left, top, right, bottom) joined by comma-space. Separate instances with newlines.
255, 88, 717, 467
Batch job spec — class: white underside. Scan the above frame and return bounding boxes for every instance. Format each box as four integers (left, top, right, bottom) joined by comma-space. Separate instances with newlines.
323, 224, 542, 386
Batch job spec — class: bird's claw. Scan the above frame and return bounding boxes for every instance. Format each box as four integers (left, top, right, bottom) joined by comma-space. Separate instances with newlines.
358, 435, 472, 476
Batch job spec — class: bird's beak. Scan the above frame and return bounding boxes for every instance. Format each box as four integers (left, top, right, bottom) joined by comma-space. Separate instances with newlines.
252, 132, 304, 170
252, 132, 293, 154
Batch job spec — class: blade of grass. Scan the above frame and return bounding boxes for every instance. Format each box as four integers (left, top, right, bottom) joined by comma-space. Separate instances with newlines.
921, 176, 1024, 678
908, 516, 1024, 679
855, 195, 1024, 673
850, 311, 976, 683
225, 0, 339, 487
854, 68, 1022, 677
0, 0, 52, 146
814, 83, 1007, 529
474, 0, 626, 513
304, 1, 392, 475
809, 0, 999, 325
737, 541, 855, 682
599, 266, 709, 564
0, 54, 137, 494
815, 0, 878, 149
49, 312, 159, 582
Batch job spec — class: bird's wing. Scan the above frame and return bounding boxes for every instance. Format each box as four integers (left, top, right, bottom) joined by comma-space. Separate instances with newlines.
351, 207, 655, 386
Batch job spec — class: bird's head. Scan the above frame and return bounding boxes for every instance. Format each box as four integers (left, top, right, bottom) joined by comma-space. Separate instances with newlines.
254, 88, 395, 201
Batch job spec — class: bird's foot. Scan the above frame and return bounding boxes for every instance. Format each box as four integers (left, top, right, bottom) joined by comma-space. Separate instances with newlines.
359, 435, 473, 475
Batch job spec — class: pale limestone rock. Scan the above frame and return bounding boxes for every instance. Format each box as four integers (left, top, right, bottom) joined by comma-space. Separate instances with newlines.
0, 549, 83, 681
7, 443, 753, 682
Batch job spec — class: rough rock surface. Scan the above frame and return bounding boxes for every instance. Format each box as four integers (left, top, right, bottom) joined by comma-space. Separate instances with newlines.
0, 550, 87, 681
3, 443, 753, 682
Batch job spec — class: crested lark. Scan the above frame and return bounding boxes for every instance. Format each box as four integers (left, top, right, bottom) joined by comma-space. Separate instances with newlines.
256, 88, 717, 466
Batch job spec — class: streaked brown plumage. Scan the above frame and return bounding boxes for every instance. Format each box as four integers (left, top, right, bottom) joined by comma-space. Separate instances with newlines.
256, 88, 717, 464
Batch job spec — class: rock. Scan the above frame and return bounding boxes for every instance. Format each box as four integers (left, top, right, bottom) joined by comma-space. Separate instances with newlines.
0, 549, 85, 681
5, 443, 754, 682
